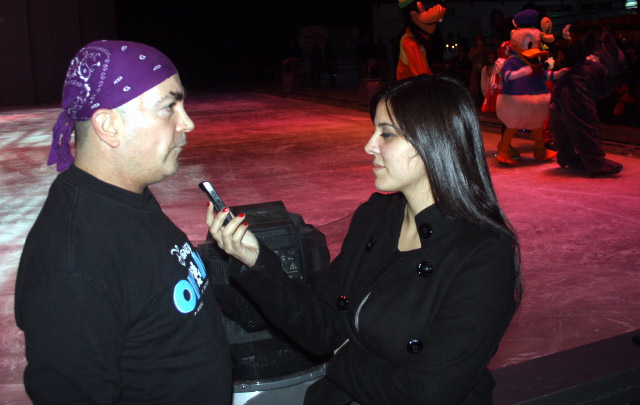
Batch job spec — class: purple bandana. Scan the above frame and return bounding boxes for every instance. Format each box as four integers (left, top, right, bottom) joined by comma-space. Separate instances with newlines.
48, 40, 178, 171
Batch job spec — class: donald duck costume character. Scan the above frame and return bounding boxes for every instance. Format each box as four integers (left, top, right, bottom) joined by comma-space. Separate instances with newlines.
495, 9, 567, 165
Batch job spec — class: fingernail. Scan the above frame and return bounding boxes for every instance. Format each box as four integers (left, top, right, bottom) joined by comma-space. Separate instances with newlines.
238, 213, 245, 218
243, 222, 249, 227
207, 201, 210, 207
222, 207, 229, 213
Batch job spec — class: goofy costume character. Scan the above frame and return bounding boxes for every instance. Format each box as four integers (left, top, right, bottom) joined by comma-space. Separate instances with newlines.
396, 0, 446, 80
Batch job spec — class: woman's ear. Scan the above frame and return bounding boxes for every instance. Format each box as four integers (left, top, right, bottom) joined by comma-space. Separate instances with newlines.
91, 109, 121, 148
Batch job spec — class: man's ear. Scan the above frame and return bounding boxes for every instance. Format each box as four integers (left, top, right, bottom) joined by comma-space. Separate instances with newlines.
91, 109, 121, 148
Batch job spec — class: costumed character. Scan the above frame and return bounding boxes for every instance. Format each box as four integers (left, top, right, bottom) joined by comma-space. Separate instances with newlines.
539, 16, 572, 65
549, 31, 626, 176
396, 0, 446, 80
539, 15, 572, 149
495, 9, 567, 165
481, 41, 511, 113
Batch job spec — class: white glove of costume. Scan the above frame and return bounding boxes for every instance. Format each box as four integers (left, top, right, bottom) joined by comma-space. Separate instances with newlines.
505, 65, 533, 81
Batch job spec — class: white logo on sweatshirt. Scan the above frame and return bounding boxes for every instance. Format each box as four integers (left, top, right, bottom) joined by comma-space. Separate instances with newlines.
171, 242, 209, 314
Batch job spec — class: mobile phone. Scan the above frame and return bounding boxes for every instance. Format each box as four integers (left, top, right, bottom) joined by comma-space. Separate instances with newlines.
199, 181, 233, 225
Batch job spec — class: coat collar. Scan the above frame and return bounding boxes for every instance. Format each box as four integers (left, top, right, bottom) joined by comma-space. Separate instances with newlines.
386, 193, 456, 242
414, 202, 455, 239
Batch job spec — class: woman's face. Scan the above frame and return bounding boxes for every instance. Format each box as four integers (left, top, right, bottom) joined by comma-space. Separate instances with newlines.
364, 101, 430, 199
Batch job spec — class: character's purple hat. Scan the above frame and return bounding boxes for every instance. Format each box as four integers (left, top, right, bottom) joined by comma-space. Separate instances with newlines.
48, 40, 178, 171
513, 10, 539, 28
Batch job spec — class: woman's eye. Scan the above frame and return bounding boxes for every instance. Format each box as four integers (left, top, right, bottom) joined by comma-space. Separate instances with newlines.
380, 132, 394, 139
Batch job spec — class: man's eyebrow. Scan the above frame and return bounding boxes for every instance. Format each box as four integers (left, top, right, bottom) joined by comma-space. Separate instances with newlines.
154, 90, 185, 107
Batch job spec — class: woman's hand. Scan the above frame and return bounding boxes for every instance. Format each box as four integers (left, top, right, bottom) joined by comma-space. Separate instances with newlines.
206, 202, 260, 267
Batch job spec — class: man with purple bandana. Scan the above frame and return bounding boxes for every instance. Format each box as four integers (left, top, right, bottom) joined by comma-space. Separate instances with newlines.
15, 41, 232, 403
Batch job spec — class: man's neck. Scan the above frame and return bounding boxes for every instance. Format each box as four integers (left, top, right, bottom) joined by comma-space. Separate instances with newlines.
75, 156, 145, 194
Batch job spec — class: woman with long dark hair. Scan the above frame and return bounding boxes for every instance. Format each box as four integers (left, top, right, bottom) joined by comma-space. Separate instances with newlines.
208, 74, 521, 404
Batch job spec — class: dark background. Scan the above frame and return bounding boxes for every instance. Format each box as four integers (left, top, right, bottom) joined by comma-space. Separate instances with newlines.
115, 0, 375, 88
1, 0, 638, 118
0, 0, 378, 105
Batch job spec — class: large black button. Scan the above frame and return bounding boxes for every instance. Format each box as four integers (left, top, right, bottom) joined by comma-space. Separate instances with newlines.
407, 339, 424, 354
416, 261, 433, 277
336, 295, 349, 311
418, 223, 433, 239
365, 237, 377, 251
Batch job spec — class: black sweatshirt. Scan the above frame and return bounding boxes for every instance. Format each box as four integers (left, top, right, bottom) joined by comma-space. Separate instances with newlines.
15, 165, 232, 404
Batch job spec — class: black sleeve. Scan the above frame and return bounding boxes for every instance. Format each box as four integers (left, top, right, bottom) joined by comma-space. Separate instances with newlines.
226, 197, 378, 356
18, 274, 124, 404
228, 240, 347, 356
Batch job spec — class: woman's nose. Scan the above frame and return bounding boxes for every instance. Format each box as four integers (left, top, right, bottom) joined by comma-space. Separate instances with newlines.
364, 134, 379, 155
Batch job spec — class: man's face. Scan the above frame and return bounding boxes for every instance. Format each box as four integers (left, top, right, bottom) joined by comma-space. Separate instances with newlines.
116, 74, 194, 190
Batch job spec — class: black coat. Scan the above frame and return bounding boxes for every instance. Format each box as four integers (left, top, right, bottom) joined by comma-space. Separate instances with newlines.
230, 193, 516, 404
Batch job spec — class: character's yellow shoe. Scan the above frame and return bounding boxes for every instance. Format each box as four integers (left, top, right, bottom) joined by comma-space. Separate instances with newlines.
496, 152, 520, 166
497, 142, 520, 157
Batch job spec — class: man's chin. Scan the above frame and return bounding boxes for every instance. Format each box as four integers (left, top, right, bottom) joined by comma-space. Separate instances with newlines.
167, 162, 180, 177
160, 160, 180, 179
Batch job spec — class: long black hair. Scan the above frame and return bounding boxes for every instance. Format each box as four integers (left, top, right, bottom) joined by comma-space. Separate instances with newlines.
370, 74, 523, 306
